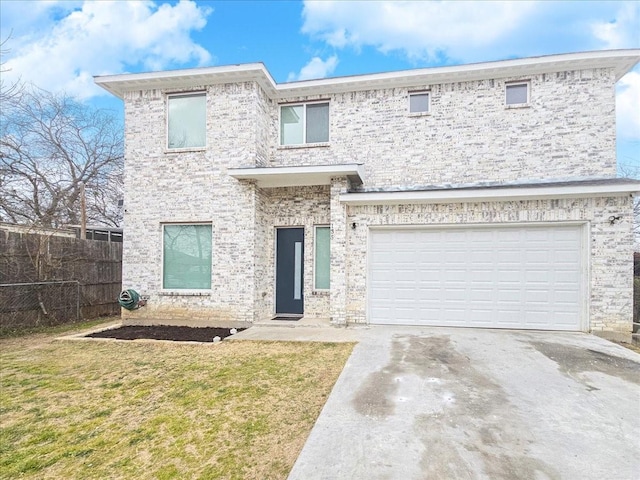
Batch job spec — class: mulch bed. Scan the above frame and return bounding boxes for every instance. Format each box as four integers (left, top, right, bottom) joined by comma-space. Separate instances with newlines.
86, 325, 246, 342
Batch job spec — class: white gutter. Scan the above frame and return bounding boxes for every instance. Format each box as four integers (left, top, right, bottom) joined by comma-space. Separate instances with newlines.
340, 182, 640, 205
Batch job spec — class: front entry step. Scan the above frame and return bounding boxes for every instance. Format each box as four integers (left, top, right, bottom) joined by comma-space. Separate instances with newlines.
271, 314, 304, 321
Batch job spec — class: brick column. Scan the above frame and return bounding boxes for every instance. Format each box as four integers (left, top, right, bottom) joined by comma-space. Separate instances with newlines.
330, 177, 348, 325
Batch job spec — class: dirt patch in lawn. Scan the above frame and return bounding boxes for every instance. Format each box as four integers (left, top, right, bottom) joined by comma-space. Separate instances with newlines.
86, 325, 245, 342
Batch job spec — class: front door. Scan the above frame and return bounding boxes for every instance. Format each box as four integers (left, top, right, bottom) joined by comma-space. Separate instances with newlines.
275, 228, 304, 315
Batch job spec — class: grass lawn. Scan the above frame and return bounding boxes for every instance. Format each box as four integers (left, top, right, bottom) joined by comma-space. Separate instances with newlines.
0, 321, 354, 479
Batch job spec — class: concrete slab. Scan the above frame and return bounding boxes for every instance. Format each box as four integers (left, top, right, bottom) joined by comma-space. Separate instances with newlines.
288, 327, 640, 480
227, 324, 362, 343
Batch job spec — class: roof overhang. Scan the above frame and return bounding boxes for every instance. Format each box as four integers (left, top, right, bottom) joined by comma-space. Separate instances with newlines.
94, 49, 640, 100
228, 164, 364, 188
276, 49, 640, 99
340, 180, 640, 205
94, 63, 278, 99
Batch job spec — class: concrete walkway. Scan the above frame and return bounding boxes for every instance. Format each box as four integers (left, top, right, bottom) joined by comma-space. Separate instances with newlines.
236, 324, 640, 480
227, 321, 362, 343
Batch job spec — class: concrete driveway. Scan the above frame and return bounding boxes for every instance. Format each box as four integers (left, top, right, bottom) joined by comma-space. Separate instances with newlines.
287, 327, 640, 480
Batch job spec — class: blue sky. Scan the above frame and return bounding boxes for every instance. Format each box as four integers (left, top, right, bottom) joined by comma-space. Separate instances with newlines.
1, 0, 638, 170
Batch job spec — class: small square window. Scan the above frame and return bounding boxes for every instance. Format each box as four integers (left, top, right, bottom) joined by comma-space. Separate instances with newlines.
280, 102, 329, 145
162, 224, 212, 290
409, 92, 430, 113
505, 83, 529, 105
314, 226, 330, 290
167, 93, 206, 149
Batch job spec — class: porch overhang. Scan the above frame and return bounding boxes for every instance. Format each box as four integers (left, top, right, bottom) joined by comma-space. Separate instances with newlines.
339, 178, 640, 205
229, 163, 364, 188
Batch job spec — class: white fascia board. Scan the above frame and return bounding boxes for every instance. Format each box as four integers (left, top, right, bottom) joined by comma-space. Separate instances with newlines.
94, 63, 278, 99
275, 49, 640, 99
94, 50, 639, 100
340, 182, 640, 205
229, 164, 364, 188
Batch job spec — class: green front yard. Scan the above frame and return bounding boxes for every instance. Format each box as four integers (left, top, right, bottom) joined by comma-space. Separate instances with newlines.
0, 322, 354, 479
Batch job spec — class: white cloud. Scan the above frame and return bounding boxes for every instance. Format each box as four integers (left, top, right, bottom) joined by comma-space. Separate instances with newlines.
617, 69, 640, 141
591, 2, 639, 49
301, 1, 640, 64
0, 1, 82, 42
288, 55, 339, 81
301, 1, 536, 62
2, 0, 213, 99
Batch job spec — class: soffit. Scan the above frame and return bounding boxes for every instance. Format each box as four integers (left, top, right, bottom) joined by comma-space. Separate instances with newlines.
228, 164, 364, 188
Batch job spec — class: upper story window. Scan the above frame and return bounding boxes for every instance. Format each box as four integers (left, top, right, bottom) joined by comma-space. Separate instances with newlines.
409, 92, 430, 114
280, 102, 329, 146
505, 82, 529, 106
167, 93, 206, 150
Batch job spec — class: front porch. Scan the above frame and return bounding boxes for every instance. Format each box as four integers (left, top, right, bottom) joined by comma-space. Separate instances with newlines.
229, 163, 364, 326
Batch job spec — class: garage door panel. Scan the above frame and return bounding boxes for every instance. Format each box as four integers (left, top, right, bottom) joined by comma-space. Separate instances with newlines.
469, 288, 494, 301
498, 249, 522, 261
369, 225, 584, 331
416, 271, 442, 282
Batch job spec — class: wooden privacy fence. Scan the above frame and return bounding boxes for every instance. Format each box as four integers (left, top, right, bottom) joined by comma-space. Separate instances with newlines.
0, 229, 122, 329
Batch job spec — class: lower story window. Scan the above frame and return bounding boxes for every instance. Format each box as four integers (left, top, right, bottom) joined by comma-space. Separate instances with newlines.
163, 224, 212, 290
314, 226, 330, 290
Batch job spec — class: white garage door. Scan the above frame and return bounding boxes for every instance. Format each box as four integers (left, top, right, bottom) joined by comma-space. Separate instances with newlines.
369, 224, 584, 330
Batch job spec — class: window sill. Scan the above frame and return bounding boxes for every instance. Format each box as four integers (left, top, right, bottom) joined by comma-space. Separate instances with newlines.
505, 104, 531, 110
312, 289, 330, 295
408, 111, 431, 117
159, 290, 212, 296
164, 147, 207, 154
278, 142, 330, 150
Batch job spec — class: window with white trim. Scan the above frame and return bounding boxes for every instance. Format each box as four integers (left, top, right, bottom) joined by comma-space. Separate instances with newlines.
409, 92, 430, 113
167, 93, 206, 149
280, 102, 329, 145
505, 82, 529, 106
162, 224, 212, 290
314, 226, 330, 290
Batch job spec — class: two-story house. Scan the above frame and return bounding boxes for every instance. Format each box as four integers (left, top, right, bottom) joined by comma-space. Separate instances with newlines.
95, 49, 640, 340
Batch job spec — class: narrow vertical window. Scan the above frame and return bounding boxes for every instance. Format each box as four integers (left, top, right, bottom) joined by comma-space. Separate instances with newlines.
294, 241, 302, 300
167, 93, 206, 149
163, 224, 212, 289
314, 226, 330, 290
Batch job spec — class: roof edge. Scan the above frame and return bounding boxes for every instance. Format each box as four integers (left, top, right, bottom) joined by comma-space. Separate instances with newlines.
340, 179, 640, 205
94, 49, 640, 100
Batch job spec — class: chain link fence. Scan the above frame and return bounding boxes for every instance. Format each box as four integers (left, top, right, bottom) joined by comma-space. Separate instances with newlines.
0, 281, 80, 329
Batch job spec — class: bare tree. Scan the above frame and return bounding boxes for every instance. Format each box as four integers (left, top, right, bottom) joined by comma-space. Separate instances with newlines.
618, 157, 640, 248
0, 33, 23, 105
0, 85, 123, 227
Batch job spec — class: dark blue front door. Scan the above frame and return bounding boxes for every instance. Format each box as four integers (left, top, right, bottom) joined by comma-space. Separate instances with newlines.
276, 228, 304, 315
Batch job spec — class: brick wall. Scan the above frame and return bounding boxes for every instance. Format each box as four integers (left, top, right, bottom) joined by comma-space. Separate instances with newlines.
268, 69, 616, 186
121, 83, 262, 326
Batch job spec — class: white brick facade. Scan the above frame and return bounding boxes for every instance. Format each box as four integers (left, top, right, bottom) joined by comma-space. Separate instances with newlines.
269, 70, 616, 186
97, 51, 639, 337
